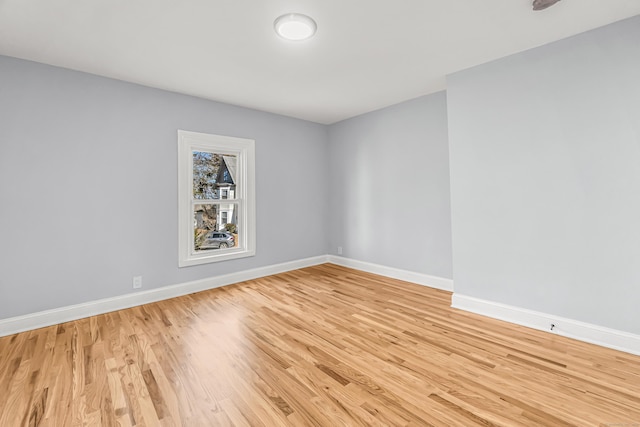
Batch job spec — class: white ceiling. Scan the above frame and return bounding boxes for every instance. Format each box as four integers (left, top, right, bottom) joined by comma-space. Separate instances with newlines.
0, 1, 639, 124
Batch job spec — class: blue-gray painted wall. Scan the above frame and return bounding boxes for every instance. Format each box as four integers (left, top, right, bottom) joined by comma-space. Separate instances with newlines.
0, 56, 329, 318
328, 93, 453, 279
447, 15, 640, 334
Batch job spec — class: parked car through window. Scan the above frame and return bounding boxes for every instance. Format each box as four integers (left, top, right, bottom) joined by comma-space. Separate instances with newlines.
200, 231, 235, 250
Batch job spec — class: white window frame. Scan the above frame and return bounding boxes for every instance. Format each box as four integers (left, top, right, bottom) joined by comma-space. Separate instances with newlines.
178, 130, 255, 267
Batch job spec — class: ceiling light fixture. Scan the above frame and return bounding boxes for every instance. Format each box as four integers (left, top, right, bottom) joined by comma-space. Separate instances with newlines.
533, 0, 562, 11
274, 13, 317, 41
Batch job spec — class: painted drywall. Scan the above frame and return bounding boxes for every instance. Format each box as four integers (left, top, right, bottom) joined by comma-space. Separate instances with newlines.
0, 55, 329, 319
447, 16, 640, 334
328, 93, 453, 279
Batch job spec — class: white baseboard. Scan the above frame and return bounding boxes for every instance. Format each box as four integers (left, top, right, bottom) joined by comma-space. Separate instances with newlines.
452, 294, 640, 356
327, 255, 454, 292
0, 255, 329, 337
8, 255, 636, 357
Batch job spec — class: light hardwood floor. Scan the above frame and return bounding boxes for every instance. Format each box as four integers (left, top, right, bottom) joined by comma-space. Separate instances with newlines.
1, 264, 639, 426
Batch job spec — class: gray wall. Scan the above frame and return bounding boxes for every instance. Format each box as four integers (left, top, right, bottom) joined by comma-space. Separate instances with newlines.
447, 16, 640, 334
0, 55, 329, 319
328, 93, 453, 279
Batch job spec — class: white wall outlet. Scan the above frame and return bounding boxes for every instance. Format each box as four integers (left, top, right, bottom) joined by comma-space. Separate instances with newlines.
337, 246, 343, 255
133, 276, 142, 289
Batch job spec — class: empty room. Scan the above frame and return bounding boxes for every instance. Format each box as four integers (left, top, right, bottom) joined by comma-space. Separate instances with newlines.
1, 0, 640, 425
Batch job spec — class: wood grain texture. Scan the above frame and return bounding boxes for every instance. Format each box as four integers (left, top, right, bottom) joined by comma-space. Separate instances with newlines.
1, 264, 639, 426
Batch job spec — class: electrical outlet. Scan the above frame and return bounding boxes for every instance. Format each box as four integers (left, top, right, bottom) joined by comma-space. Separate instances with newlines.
133, 276, 142, 289
337, 246, 343, 255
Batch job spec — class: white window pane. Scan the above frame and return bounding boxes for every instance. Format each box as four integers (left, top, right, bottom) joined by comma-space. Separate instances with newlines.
193, 151, 237, 200
193, 203, 239, 252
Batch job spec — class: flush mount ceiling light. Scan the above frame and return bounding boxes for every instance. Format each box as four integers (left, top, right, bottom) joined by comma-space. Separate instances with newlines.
274, 13, 317, 41
533, 0, 562, 10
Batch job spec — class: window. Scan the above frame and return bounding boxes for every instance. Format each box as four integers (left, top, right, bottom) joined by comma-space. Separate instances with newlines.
178, 130, 255, 267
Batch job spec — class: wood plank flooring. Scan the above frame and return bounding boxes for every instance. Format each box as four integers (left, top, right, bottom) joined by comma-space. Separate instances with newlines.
1, 264, 639, 426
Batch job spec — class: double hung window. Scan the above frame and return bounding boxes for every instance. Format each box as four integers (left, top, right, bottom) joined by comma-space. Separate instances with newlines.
178, 130, 255, 267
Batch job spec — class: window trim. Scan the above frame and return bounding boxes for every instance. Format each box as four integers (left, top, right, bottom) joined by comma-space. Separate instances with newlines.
178, 130, 255, 267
